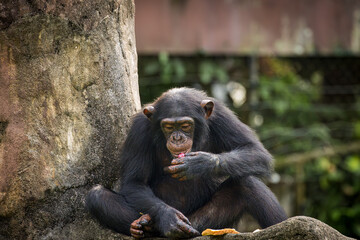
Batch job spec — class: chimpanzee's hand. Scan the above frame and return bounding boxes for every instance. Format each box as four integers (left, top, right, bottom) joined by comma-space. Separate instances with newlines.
164, 151, 221, 181
156, 206, 200, 238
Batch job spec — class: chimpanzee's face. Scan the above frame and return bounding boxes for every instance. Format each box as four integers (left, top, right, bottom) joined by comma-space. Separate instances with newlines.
160, 117, 195, 157
143, 96, 213, 157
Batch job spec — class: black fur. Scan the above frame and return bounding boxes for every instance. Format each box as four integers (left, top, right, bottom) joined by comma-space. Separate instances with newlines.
86, 88, 287, 237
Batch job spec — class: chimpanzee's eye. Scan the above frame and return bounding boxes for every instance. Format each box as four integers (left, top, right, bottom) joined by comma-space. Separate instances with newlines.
164, 125, 174, 132
181, 124, 191, 131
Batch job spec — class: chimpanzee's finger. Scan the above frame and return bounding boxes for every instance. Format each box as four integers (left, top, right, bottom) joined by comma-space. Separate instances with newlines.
131, 221, 142, 229
163, 166, 178, 174
139, 216, 151, 226
171, 171, 186, 179
176, 212, 191, 225
185, 152, 199, 156
164, 164, 187, 174
177, 221, 200, 236
139, 220, 148, 225
179, 176, 188, 181
171, 158, 185, 165
130, 228, 144, 238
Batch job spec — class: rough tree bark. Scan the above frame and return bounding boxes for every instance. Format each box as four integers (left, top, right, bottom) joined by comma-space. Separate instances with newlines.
0, 0, 140, 238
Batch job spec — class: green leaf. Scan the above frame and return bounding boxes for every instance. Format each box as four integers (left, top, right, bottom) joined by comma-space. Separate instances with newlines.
346, 155, 360, 173
158, 52, 169, 65
318, 157, 331, 172
161, 63, 172, 84
330, 209, 342, 221
215, 68, 229, 83
199, 61, 214, 84
273, 100, 288, 116
319, 176, 329, 189
172, 59, 186, 81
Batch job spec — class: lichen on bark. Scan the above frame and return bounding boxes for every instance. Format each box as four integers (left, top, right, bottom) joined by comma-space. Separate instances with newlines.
0, 0, 139, 238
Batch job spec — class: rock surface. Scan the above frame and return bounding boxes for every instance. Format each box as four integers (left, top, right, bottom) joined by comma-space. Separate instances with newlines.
81, 216, 355, 240
0, 0, 139, 238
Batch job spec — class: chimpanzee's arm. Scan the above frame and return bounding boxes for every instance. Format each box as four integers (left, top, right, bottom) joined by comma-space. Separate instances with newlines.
215, 142, 272, 178
210, 103, 273, 178
164, 102, 272, 180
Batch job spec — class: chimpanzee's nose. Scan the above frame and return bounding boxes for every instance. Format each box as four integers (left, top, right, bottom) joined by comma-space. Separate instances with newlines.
172, 133, 182, 141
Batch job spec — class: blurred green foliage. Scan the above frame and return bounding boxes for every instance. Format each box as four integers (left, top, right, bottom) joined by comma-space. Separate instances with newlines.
304, 155, 360, 237
198, 60, 229, 84
138, 54, 360, 238
258, 58, 360, 238
257, 58, 332, 155
144, 52, 187, 84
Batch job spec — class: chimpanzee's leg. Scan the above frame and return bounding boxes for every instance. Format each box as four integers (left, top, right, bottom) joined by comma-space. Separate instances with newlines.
86, 185, 140, 235
241, 176, 287, 228
188, 176, 287, 232
187, 178, 246, 231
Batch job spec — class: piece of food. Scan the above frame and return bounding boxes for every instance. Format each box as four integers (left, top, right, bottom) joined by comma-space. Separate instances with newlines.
201, 228, 240, 236
178, 152, 185, 158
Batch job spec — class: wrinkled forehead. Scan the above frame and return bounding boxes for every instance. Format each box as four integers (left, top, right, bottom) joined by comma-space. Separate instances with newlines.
161, 116, 195, 125
154, 97, 201, 120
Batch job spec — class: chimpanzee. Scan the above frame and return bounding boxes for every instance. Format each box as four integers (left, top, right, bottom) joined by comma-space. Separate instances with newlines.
86, 87, 287, 238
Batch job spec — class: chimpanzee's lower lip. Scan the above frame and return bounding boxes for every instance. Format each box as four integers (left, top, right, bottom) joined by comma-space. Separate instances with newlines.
172, 150, 190, 158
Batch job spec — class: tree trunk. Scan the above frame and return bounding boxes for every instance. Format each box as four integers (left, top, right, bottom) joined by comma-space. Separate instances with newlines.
0, 0, 140, 238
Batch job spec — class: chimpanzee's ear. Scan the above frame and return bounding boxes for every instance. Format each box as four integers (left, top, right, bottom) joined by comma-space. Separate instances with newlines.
143, 106, 155, 120
201, 100, 214, 119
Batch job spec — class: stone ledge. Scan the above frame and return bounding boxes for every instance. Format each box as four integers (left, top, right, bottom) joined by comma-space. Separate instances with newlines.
97, 216, 354, 240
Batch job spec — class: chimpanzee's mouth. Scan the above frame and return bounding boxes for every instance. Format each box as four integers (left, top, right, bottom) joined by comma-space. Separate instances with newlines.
167, 139, 193, 159
171, 149, 191, 158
